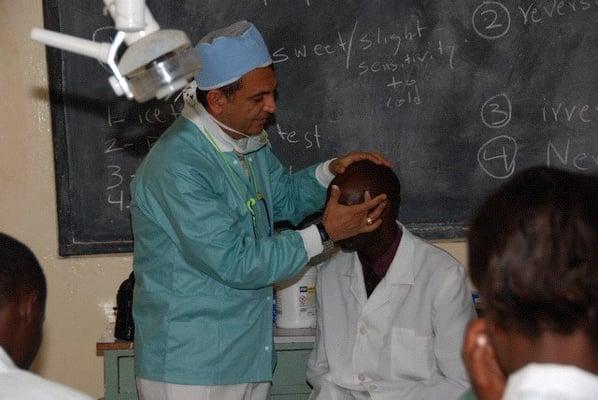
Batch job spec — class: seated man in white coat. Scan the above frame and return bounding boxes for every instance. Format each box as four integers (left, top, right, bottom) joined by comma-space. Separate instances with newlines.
306, 161, 476, 400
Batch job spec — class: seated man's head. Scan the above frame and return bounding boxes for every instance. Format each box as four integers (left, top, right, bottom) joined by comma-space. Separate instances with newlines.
329, 160, 400, 252
0, 233, 47, 369
468, 166, 598, 375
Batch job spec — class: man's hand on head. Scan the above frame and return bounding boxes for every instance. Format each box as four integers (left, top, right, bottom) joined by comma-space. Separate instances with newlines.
321, 187, 387, 242
329, 151, 391, 176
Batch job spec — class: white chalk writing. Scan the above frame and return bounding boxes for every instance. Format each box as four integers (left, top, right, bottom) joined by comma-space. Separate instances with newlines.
542, 101, 598, 123
547, 139, 598, 170
107, 103, 180, 127
481, 93, 512, 128
272, 18, 430, 69
478, 135, 518, 179
472, 1, 512, 40
518, 0, 597, 26
276, 124, 322, 149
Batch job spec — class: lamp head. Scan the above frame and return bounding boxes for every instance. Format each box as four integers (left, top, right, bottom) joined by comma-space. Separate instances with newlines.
116, 29, 202, 102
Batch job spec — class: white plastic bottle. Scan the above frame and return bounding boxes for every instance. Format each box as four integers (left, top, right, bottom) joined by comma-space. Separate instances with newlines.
275, 266, 317, 329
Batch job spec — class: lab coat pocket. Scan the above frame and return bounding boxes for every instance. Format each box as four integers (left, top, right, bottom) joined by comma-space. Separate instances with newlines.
390, 327, 434, 380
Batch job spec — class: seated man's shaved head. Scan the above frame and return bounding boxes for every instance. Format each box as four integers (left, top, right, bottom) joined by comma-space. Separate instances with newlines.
331, 161, 400, 210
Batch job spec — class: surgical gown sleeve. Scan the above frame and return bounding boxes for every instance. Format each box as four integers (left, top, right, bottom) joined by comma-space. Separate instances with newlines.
263, 149, 327, 226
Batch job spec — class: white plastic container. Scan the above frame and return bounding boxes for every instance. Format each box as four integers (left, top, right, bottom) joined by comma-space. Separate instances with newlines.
275, 266, 317, 329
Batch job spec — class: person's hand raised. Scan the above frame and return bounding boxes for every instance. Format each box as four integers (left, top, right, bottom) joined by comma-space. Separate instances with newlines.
329, 151, 391, 175
462, 318, 506, 400
320, 188, 386, 242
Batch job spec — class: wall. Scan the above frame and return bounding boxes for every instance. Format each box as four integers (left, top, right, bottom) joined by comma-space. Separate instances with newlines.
0, 0, 132, 397
0, 0, 467, 397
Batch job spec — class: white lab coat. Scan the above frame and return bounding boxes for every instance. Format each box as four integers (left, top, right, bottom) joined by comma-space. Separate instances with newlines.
502, 363, 598, 400
0, 346, 92, 400
307, 224, 476, 400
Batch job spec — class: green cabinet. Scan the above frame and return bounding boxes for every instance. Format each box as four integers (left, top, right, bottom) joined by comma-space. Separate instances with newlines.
97, 342, 136, 400
272, 341, 313, 399
97, 330, 314, 400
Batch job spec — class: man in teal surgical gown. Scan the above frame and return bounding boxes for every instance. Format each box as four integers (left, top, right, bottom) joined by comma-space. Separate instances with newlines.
130, 20, 390, 400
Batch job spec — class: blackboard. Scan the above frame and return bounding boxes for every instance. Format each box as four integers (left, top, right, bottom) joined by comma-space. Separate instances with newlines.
42, 0, 598, 256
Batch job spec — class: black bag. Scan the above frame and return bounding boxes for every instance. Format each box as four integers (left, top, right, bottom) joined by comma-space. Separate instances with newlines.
114, 272, 135, 341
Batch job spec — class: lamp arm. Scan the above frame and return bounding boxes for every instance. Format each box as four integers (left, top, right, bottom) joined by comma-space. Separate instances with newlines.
30, 28, 112, 64
30, 0, 159, 64
103, 0, 144, 32
106, 31, 133, 99
103, 0, 160, 44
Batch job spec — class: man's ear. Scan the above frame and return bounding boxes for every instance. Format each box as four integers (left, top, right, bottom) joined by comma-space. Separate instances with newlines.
381, 197, 393, 219
462, 317, 491, 369
206, 89, 227, 115
466, 317, 489, 342
17, 290, 40, 326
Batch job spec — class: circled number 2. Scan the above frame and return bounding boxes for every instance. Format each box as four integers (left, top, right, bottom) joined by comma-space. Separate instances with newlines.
472, 1, 511, 40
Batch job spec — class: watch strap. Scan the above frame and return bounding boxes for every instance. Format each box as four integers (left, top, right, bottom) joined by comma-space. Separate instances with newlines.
316, 221, 334, 252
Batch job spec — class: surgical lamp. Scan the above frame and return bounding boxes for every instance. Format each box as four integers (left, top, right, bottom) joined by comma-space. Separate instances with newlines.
31, 0, 202, 103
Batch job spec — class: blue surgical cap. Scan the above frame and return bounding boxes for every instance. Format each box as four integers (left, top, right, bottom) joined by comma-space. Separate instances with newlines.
195, 21, 273, 90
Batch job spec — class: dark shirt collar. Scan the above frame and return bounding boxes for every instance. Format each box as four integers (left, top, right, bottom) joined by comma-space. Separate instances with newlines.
359, 227, 402, 281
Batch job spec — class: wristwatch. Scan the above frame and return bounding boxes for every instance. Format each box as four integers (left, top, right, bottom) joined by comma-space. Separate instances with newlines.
316, 221, 334, 253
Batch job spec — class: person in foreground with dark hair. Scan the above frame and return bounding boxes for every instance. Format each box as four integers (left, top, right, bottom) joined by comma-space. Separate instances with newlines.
0, 233, 92, 400
306, 161, 476, 399
462, 166, 598, 400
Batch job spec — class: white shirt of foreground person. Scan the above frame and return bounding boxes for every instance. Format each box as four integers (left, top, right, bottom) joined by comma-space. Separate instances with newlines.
307, 223, 476, 400
0, 346, 93, 400
502, 363, 598, 400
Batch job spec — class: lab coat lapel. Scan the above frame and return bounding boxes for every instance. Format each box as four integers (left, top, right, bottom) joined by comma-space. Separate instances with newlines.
361, 223, 417, 317
361, 276, 393, 316
344, 253, 367, 308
